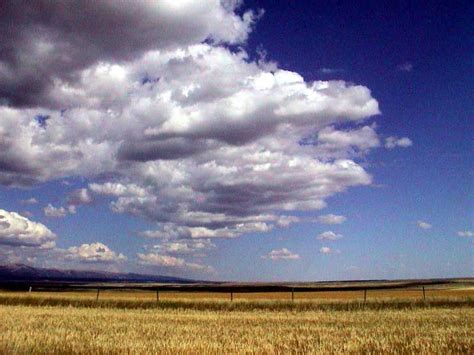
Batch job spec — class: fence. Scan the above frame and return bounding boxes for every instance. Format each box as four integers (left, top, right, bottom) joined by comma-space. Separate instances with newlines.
4, 279, 466, 302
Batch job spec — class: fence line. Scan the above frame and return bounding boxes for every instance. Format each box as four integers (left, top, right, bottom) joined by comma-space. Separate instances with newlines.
14, 285, 468, 303
2, 279, 469, 302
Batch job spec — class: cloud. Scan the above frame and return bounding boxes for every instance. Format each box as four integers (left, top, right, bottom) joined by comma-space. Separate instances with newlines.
317, 231, 343, 241
319, 246, 333, 254
0, 209, 56, 248
262, 248, 300, 260
65, 242, 126, 263
140, 219, 275, 240
317, 214, 346, 225
319, 68, 343, 74
304, 125, 381, 158
137, 252, 214, 272
417, 220, 432, 230
43, 204, 71, 218
97, 158, 371, 237
151, 239, 216, 255
275, 215, 300, 228
67, 188, 93, 206
457, 230, 474, 237
385, 136, 413, 149
89, 183, 147, 198
20, 198, 38, 205
397, 62, 413, 72
0, 2, 385, 244
0, 0, 257, 107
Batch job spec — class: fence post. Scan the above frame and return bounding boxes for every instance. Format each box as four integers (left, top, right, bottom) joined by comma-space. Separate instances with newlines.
422, 286, 426, 301
230, 292, 233, 302
363, 289, 367, 303
156, 290, 160, 302
96, 289, 100, 301
291, 288, 294, 302
28, 286, 32, 293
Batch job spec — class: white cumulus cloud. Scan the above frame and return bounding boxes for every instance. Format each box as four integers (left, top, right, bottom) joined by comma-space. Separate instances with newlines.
0, 209, 56, 248
65, 242, 126, 263
0, 0, 258, 106
0, 1, 392, 248
44, 204, 70, 218
317, 231, 343, 241
137, 252, 214, 273
151, 239, 216, 255
262, 248, 300, 260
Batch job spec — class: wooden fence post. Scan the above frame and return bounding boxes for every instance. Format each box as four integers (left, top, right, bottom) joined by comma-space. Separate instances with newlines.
28, 286, 32, 293
291, 288, 294, 302
422, 286, 426, 301
364, 289, 367, 303
230, 292, 233, 302
156, 290, 160, 302
96, 289, 100, 301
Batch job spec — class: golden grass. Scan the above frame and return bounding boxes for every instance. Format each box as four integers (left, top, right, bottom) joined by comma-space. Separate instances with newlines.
2, 286, 473, 302
1, 303, 473, 354
1, 289, 473, 353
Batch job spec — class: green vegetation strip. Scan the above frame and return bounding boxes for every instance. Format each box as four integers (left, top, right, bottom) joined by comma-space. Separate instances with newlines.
0, 295, 472, 312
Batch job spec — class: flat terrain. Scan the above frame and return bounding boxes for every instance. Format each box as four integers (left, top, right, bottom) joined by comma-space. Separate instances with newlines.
1, 284, 473, 302
1, 284, 473, 354
1, 300, 473, 354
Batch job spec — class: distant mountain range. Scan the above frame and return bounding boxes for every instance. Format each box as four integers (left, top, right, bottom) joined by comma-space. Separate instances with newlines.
0, 264, 195, 284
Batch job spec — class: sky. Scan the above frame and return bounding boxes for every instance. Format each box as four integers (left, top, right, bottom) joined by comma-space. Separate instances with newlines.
0, 0, 472, 281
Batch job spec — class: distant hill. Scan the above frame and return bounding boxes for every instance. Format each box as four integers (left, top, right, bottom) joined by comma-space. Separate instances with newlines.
0, 264, 195, 284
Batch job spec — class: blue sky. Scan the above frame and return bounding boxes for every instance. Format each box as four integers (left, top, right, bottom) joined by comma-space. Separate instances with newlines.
0, 0, 472, 280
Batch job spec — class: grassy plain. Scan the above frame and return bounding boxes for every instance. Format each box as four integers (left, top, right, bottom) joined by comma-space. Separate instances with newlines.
1, 299, 473, 354
0, 286, 473, 353
1, 285, 473, 302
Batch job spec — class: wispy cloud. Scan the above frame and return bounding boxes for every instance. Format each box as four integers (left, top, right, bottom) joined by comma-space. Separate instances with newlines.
20, 198, 38, 205
317, 214, 346, 225
319, 246, 340, 254
417, 220, 432, 230
320, 246, 331, 254
319, 67, 344, 74
385, 136, 413, 149
262, 248, 300, 260
457, 230, 474, 237
397, 62, 413, 72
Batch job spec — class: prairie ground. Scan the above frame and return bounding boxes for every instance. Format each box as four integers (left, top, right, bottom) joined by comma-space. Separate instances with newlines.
1, 302, 473, 354
1, 285, 473, 302
0, 290, 473, 354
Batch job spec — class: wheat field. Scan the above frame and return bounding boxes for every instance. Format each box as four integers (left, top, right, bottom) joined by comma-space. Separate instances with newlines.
0, 291, 473, 354
2, 285, 473, 302
1, 304, 473, 353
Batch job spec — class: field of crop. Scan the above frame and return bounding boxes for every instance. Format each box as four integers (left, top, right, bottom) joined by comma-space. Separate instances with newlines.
1, 283, 473, 302
1, 301, 473, 353
0, 289, 473, 353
